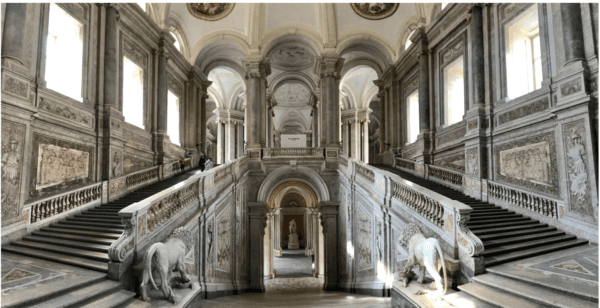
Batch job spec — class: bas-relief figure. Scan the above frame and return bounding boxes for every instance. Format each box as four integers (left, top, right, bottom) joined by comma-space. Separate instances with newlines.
112, 151, 122, 177
564, 123, 592, 216
350, 3, 399, 20
37, 144, 89, 189
376, 221, 383, 262
140, 227, 194, 304
499, 141, 551, 185
217, 207, 231, 270
1, 121, 25, 225
206, 222, 214, 267
358, 209, 372, 268
466, 148, 479, 177
187, 3, 235, 21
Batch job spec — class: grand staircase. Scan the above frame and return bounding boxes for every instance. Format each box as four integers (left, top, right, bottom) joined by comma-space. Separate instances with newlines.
377, 165, 597, 307
2, 168, 201, 308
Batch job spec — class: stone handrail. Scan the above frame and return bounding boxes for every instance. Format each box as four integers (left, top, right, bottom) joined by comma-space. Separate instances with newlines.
395, 157, 416, 171
125, 166, 160, 189
426, 164, 464, 186
108, 158, 241, 262
266, 147, 324, 157
487, 180, 559, 219
355, 162, 375, 184
27, 182, 103, 224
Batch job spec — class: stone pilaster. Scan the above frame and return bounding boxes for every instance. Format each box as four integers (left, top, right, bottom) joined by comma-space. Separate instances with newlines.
305, 131, 312, 148
248, 202, 268, 292
561, 4, 586, 66
273, 130, 281, 148
413, 27, 433, 164
189, 66, 211, 157
155, 33, 171, 164
216, 118, 225, 164
225, 120, 236, 162
274, 208, 282, 257
311, 92, 320, 147
237, 123, 245, 157
243, 57, 271, 159
373, 80, 387, 153
318, 201, 339, 291
315, 55, 344, 157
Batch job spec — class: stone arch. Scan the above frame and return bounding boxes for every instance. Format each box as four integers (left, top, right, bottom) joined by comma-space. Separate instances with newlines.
267, 181, 319, 208
269, 71, 317, 94
261, 26, 324, 57
257, 165, 330, 204
166, 15, 191, 60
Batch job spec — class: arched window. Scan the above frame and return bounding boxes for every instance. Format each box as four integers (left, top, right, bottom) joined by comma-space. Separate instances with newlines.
168, 91, 180, 145
45, 3, 84, 101
405, 29, 416, 50
170, 31, 181, 52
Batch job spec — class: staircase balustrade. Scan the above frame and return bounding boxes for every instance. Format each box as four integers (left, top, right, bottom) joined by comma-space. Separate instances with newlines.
427, 164, 464, 186
28, 182, 103, 224
355, 163, 375, 184
126, 166, 160, 189
487, 180, 559, 219
339, 156, 349, 168
395, 157, 416, 171
264, 147, 324, 158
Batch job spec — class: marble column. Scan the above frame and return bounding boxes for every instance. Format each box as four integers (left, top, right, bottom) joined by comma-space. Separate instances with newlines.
313, 212, 321, 277
274, 209, 282, 257
374, 81, 387, 152
561, 3, 586, 66
311, 93, 320, 147
471, 4, 485, 108
342, 124, 349, 155
217, 120, 225, 164
264, 212, 273, 279
305, 131, 312, 148
315, 56, 344, 150
197, 85, 210, 155
418, 53, 430, 132
226, 120, 236, 162
318, 201, 339, 291
248, 202, 268, 292
2, 4, 27, 65
155, 33, 171, 164
237, 124, 244, 157
243, 58, 271, 157
363, 118, 370, 163
350, 119, 358, 159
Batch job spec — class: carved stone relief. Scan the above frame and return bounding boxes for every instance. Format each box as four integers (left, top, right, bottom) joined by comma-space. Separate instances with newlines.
468, 120, 478, 131
563, 121, 593, 216
466, 147, 479, 177
168, 75, 182, 97
123, 127, 152, 149
376, 220, 383, 263
497, 97, 549, 126
561, 79, 583, 97
123, 154, 152, 175
280, 192, 306, 208
216, 207, 231, 270
434, 152, 465, 172
122, 39, 147, 67
3, 75, 29, 99
187, 3, 235, 21
30, 134, 94, 199
112, 150, 122, 178
350, 3, 399, 20
436, 127, 466, 147
494, 133, 559, 196
443, 42, 463, 64
138, 214, 147, 238
1, 120, 25, 226
357, 208, 372, 268
271, 47, 314, 71
38, 97, 94, 129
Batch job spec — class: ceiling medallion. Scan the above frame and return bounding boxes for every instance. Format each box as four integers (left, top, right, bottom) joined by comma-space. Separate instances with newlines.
350, 3, 399, 20
186, 3, 235, 21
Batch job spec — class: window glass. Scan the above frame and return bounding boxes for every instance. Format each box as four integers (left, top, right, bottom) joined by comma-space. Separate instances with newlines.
136, 2, 146, 12
122, 56, 144, 128
441, 3, 449, 10
443, 56, 465, 126
171, 31, 181, 52
405, 29, 416, 50
407, 90, 419, 144
505, 5, 541, 99
168, 91, 180, 145
45, 3, 84, 101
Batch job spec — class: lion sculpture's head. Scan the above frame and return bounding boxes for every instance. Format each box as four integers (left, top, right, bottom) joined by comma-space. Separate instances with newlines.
170, 227, 194, 252
399, 223, 423, 248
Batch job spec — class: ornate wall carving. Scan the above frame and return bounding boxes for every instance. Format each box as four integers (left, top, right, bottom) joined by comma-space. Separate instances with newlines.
187, 3, 235, 21
30, 133, 94, 199
436, 127, 466, 147
350, 3, 399, 20
2, 120, 25, 226
112, 150, 122, 178
466, 147, 479, 176
563, 121, 593, 216
123, 153, 152, 175
216, 206, 231, 270
497, 97, 549, 126
434, 152, 465, 172
443, 42, 464, 64
357, 208, 372, 268
3, 75, 29, 99
561, 79, 583, 97
123, 127, 152, 148
494, 133, 559, 196
122, 39, 147, 67
38, 97, 94, 129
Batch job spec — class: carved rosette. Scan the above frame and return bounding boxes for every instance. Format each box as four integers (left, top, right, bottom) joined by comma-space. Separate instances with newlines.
456, 212, 484, 256
108, 213, 137, 262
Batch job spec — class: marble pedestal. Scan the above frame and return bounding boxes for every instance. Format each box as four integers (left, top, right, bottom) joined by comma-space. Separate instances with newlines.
288, 233, 299, 250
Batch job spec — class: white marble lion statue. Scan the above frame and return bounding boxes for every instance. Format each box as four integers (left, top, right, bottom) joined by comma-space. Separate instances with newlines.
140, 227, 194, 304
399, 223, 447, 296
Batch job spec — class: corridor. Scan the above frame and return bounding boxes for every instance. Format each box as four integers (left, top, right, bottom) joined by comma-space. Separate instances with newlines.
273, 249, 312, 277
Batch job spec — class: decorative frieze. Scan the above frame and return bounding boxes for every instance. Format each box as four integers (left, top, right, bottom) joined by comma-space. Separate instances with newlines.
356, 164, 375, 184
216, 206, 231, 270
168, 75, 182, 97
501, 3, 527, 20
3, 75, 29, 99
497, 97, 549, 126
436, 127, 466, 147
36, 144, 90, 190
122, 39, 147, 67
38, 97, 94, 129
434, 152, 465, 172
563, 121, 592, 216
61, 3, 85, 19
357, 209, 372, 268
467, 120, 478, 131
123, 127, 152, 148
442, 42, 463, 64
1, 120, 26, 225
561, 79, 583, 97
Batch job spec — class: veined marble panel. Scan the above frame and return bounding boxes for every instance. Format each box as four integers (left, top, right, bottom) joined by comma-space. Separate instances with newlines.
357, 208, 372, 269
563, 121, 593, 217
216, 207, 231, 271
1, 120, 26, 226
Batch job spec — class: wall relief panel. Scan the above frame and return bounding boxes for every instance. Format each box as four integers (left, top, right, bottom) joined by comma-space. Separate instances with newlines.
466, 147, 479, 176
434, 152, 465, 172
30, 134, 94, 199
497, 97, 549, 126
494, 133, 559, 196
357, 208, 372, 269
563, 121, 593, 216
1, 120, 26, 226
216, 206, 231, 271
123, 153, 152, 175
38, 97, 94, 129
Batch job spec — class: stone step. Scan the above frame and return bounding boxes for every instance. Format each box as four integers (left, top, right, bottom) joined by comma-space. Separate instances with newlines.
79, 289, 136, 308
477, 226, 557, 241
484, 239, 589, 267
470, 210, 512, 216
469, 220, 539, 231
61, 219, 125, 228
32, 231, 115, 245
468, 216, 529, 226
97, 206, 128, 210
43, 227, 122, 239
11, 240, 110, 262
482, 230, 567, 249
28, 279, 122, 308
469, 213, 523, 221
473, 273, 597, 308
23, 235, 111, 253
472, 223, 547, 236
1, 245, 108, 272
73, 214, 123, 222
86, 209, 121, 214
481, 234, 578, 257
52, 223, 124, 234
442, 291, 498, 308
458, 282, 543, 308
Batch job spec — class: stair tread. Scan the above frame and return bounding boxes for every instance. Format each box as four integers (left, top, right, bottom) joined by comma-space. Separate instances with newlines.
79, 289, 136, 308
485, 239, 589, 266
483, 230, 566, 247
2, 245, 108, 272
468, 216, 526, 224
32, 231, 115, 245
458, 282, 543, 308
60, 220, 125, 228
472, 223, 547, 235
474, 273, 596, 308
442, 291, 498, 308
43, 227, 121, 239
52, 223, 124, 233
482, 234, 577, 256
24, 235, 111, 252
29, 279, 122, 308
12, 240, 110, 262
71, 216, 123, 222
469, 220, 538, 230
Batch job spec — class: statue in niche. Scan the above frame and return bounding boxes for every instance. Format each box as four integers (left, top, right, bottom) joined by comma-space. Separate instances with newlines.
2, 136, 21, 186
289, 219, 297, 235
467, 149, 478, 176
112, 151, 122, 177
567, 131, 588, 203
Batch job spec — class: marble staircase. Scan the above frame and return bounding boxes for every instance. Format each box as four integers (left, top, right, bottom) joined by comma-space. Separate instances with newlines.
375, 165, 589, 267
1, 168, 201, 308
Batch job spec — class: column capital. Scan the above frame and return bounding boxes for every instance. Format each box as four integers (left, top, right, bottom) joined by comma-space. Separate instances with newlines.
314, 55, 344, 79
242, 58, 272, 79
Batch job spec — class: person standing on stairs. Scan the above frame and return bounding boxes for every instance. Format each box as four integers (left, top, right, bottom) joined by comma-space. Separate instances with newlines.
179, 156, 186, 173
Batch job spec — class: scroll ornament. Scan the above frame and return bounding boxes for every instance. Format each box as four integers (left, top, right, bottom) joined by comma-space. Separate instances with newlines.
108, 214, 137, 262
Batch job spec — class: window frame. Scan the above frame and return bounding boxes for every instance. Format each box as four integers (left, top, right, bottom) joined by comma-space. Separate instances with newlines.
39, 3, 91, 105
167, 74, 184, 147
406, 89, 420, 145
119, 35, 149, 130
437, 33, 469, 129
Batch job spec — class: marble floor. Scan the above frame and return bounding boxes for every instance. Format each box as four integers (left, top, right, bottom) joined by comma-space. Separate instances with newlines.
273, 249, 312, 277
203, 277, 391, 307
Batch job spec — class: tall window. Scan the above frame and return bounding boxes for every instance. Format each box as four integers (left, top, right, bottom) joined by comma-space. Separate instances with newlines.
122, 56, 144, 128
505, 5, 542, 99
407, 90, 419, 144
443, 56, 465, 126
136, 2, 146, 12
405, 29, 416, 50
168, 91, 180, 146
170, 31, 181, 52
45, 3, 84, 101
